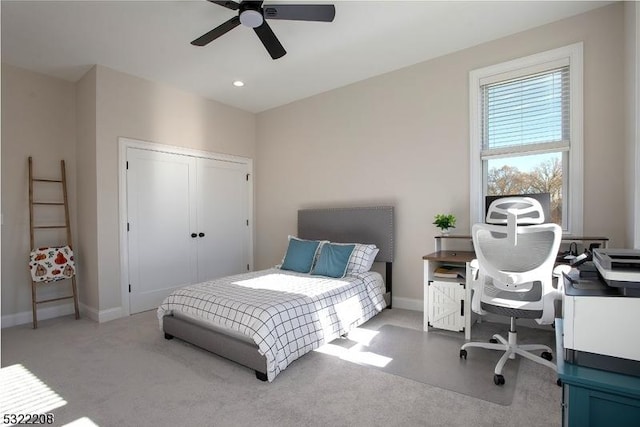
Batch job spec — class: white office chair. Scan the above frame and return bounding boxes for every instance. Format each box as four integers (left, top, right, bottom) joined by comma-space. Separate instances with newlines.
459, 197, 563, 385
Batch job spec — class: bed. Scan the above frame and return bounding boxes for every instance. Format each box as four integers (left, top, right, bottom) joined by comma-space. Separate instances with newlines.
158, 206, 394, 381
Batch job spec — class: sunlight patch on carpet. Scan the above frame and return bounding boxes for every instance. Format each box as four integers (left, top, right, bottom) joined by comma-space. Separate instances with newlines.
315, 342, 392, 368
315, 326, 389, 367
63, 417, 100, 426
0, 364, 67, 424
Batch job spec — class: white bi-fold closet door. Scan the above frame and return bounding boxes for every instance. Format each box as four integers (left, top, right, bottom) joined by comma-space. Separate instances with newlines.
126, 147, 251, 314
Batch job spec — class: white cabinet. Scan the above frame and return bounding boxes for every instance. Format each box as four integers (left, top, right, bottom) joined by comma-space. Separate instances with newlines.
125, 147, 251, 314
423, 251, 475, 340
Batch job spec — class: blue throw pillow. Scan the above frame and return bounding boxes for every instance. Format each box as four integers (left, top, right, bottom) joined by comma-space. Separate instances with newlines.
281, 237, 321, 273
312, 243, 356, 278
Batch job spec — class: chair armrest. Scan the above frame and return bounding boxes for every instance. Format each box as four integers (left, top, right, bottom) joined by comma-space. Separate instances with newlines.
468, 259, 488, 316
552, 264, 572, 294
469, 259, 479, 281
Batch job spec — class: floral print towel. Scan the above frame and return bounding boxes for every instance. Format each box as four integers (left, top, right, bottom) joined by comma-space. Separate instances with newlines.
29, 246, 75, 283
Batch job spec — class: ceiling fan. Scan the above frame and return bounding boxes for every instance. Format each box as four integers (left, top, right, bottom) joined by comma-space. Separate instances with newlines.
192, 0, 336, 60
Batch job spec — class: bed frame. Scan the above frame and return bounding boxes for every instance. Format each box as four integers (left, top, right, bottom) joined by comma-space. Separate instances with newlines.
163, 206, 395, 381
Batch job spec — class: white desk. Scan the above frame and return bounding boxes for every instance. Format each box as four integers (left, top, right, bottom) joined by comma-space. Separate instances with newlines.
424, 235, 609, 341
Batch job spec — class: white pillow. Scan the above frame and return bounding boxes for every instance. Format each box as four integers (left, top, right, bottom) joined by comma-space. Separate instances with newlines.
328, 243, 379, 274
348, 244, 379, 274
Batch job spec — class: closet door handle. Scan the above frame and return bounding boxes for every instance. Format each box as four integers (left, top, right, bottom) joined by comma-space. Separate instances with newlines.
191, 233, 197, 238
199, 232, 205, 237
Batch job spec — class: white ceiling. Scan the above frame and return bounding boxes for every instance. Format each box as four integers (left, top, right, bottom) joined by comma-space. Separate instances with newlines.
2, 1, 610, 113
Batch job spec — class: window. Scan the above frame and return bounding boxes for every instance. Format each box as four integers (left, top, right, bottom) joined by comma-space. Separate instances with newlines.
469, 43, 583, 233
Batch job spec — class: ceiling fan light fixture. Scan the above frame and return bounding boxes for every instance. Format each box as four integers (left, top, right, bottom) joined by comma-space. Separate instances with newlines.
239, 10, 264, 28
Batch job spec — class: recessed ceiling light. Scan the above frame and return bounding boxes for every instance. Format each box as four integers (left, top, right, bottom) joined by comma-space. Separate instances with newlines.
233, 80, 245, 87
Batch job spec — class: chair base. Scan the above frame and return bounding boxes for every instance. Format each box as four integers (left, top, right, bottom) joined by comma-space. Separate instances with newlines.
460, 320, 556, 384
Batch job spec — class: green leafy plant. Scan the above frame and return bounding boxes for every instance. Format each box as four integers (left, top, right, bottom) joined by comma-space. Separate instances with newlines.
433, 214, 456, 231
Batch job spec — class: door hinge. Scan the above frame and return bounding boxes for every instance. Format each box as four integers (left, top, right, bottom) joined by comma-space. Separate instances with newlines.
126, 161, 129, 170
127, 222, 130, 232
246, 219, 249, 226
460, 300, 464, 316
247, 264, 250, 271
246, 173, 250, 181
129, 284, 131, 293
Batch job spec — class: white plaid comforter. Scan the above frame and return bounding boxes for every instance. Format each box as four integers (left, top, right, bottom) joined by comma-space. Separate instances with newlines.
157, 268, 387, 381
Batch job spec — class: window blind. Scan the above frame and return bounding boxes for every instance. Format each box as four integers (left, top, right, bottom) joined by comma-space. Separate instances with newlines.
480, 66, 569, 158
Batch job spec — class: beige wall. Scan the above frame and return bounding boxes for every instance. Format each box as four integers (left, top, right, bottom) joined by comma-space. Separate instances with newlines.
637, 3, 640, 249
624, 1, 637, 248
75, 66, 99, 310
93, 65, 256, 312
1, 63, 77, 318
1, 64, 257, 319
627, 1, 640, 250
255, 3, 629, 303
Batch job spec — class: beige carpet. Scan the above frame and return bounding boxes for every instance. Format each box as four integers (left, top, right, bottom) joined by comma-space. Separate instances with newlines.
1, 309, 561, 427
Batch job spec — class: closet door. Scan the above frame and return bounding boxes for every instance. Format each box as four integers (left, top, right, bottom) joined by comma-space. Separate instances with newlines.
127, 148, 198, 313
196, 157, 250, 282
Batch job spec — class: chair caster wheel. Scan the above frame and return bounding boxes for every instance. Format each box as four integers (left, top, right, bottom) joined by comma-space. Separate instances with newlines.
557, 379, 563, 387
489, 338, 499, 344
541, 351, 553, 361
459, 349, 467, 359
494, 374, 505, 386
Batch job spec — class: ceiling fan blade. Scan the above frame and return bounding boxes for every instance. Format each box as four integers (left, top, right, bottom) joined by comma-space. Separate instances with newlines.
207, 0, 240, 11
263, 4, 335, 22
191, 16, 241, 46
253, 21, 286, 59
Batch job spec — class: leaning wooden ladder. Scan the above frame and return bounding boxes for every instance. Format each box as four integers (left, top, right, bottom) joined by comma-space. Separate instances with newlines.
28, 156, 80, 328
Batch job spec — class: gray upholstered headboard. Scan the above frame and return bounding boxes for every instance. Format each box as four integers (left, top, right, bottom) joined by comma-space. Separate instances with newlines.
297, 206, 394, 262
298, 206, 395, 306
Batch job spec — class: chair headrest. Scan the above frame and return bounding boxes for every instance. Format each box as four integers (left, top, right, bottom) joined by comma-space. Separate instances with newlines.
485, 197, 545, 246
486, 197, 545, 225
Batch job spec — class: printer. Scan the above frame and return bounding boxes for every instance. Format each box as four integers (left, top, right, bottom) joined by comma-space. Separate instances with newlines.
562, 249, 640, 376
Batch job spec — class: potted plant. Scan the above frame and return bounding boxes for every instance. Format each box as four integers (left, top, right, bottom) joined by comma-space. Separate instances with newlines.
433, 214, 456, 235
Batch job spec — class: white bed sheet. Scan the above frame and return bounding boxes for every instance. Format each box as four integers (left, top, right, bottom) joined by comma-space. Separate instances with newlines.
157, 268, 386, 381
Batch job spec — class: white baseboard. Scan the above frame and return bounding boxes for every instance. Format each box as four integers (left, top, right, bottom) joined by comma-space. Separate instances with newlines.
391, 296, 423, 312
82, 304, 125, 323
1, 303, 126, 328
1, 303, 75, 328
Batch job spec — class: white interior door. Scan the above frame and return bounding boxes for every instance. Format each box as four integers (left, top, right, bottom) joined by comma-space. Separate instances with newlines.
127, 148, 198, 313
196, 157, 250, 282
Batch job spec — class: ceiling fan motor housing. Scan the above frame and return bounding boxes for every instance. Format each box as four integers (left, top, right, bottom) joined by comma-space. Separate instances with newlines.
239, 2, 264, 28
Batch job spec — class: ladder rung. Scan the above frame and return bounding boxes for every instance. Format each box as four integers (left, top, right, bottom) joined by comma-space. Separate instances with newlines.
33, 202, 65, 206
33, 225, 68, 229
35, 295, 75, 304
33, 178, 62, 183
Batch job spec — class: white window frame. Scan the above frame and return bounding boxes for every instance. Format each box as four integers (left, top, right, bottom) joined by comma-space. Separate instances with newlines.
469, 42, 584, 234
